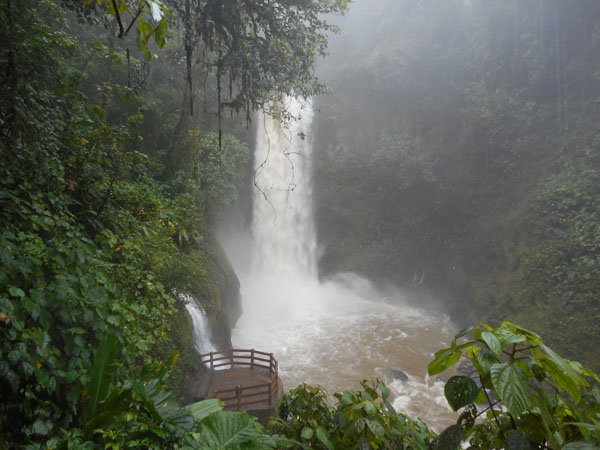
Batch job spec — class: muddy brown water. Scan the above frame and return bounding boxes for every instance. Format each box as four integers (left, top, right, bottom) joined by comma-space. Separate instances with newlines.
231, 275, 459, 432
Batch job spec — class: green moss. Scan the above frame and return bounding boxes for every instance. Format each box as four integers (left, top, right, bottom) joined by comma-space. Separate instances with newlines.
164, 301, 203, 399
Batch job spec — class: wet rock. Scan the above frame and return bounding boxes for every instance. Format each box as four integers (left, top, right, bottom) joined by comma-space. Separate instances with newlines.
386, 368, 409, 382
434, 376, 449, 384
205, 239, 242, 350
181, 366, 212, 405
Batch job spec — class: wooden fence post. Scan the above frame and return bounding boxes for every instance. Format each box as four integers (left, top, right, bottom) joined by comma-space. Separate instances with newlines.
268, 382, 272, 405
236, 386, 242, 411
210, 352, 213, 368
251, 349, 254, 368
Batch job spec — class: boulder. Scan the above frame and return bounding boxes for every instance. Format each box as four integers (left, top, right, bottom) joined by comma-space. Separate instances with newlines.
386, 368, 409, 382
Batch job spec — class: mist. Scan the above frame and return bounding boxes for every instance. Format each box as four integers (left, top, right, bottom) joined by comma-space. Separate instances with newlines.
306, 0, 600, 370
219, 0, 600, 427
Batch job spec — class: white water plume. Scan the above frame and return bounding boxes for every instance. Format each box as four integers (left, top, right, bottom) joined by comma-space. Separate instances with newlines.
222, 97, 458, 430
176, 291, 217, 356
251, 98, 317, 280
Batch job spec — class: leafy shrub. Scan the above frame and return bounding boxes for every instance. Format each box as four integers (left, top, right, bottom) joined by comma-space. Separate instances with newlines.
269, 381, 435, 449
429, 322, 600, 449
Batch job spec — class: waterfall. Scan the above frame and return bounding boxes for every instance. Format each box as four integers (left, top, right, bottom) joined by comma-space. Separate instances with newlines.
251, 98, 317, 279
222, 97, 458, 431
175, 291, 216, 356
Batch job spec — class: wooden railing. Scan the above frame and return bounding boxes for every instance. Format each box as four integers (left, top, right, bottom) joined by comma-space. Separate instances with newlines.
199, 349, 279, 411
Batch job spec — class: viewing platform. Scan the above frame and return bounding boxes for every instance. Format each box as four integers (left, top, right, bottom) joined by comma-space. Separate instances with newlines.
198, 349, 282, 422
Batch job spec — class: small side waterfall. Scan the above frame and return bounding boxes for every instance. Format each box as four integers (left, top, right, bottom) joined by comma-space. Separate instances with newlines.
175, 291, 216, 356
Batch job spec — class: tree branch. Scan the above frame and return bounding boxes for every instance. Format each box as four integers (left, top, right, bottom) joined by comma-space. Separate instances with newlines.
124, 8, 142, 36
111, 0, 125, 38
483, 388, 505, 440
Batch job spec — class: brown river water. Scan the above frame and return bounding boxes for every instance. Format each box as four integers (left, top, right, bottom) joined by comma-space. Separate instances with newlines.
231, 273, 459, 432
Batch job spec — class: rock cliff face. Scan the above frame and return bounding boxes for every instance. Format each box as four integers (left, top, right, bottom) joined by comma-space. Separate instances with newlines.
173, 239, 242, 404
205, 239, 242, 350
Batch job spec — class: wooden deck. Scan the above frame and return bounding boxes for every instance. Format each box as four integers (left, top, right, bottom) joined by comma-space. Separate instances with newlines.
198, 349, 282, 418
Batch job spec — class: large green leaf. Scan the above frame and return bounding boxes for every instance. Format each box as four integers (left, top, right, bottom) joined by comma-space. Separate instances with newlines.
539, 358, 581, 402
84, 389, 130, 433
481, 331, 502, 356
444, 376, 479, 411
476, 348, 499, 375
490, 363, 532, 416
494, 329, 527, 347
454, 326, 473, 341
316, 425, 334, 450
301, 427, 314, 440
540, 344, 588, 390
154, 17, 168, 48
367, 419, 385, 439
194, 410, 262, 449
501, 322, 541, 343
185, 398, 224, 422
160, 406, 195, 434
428, 349, 461, 376
86, 333, 117, 419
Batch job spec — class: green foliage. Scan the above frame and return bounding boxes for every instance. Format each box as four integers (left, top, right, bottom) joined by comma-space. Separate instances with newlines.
86, 333, 117, 420
0, 0, 248, 445
269, 380, 435, 449
501, 163, 600, 369
444, 376, 479, 412
64, 0, 172, 60
166, 0, 348, 118
187, 410, 270, 450
428, 322, 600, 449
188, 131, 249, 225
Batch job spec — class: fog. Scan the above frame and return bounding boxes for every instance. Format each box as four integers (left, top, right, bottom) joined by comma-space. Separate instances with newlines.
220, 0, 600, 409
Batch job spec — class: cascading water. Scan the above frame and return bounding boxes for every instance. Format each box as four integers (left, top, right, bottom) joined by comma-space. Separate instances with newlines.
251, 98, 317, 279
176, 291, 217, 356
223, 97, 458, 430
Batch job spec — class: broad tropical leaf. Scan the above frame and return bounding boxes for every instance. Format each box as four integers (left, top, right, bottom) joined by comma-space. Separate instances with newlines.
562, 443, 599, 450
444, 376, 479, 411
454, 326, 474, 341
194, 410, 263, 449
476, 348, 499, 374
539, 357, 581, 402
428, 349, 461, 376
505, 429, 529, 450
490, 363, 532, 416
86, 333, 117, 419
185, 398, 224, 422
481, 331, 502, 356
301, 427, 314, 440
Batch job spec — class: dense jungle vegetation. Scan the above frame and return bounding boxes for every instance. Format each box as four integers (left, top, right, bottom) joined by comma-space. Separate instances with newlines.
0, 0, 599, 448
314, 0, 600, 371
0, 0, 345, 446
